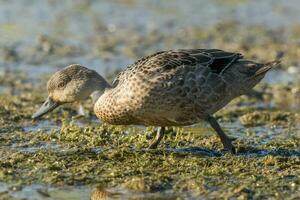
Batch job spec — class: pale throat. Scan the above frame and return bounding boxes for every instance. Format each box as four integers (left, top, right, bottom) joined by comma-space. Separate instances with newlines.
90, 91, 102, 103
90, 76, 111, 104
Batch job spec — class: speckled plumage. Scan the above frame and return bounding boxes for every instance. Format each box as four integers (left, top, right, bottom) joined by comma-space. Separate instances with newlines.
33, 48, 280, 152
94, 49, 277, 126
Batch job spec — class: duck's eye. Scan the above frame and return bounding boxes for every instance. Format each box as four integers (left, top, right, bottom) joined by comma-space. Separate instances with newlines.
57, 82, 65, 88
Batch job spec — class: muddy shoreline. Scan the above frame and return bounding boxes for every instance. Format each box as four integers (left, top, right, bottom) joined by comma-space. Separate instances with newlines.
1, 0, 300, 199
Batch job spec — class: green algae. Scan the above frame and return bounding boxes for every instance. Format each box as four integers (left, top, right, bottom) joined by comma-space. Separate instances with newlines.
239, 111, 298, 127
0, 79, 300, 199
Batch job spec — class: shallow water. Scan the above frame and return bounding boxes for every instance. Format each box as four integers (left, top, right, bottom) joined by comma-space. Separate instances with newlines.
23, 120, 59, 133
1, 0, 300, 77
264, 69, 299, 84
0, 182, 195, 200
0, 183, 92, 200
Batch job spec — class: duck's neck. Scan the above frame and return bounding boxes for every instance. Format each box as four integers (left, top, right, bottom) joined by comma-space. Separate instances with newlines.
90, 90, 103, 103
90, 74, 111, 103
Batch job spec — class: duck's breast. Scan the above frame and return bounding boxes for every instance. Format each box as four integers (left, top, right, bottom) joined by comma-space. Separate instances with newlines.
94, 87, 135, 125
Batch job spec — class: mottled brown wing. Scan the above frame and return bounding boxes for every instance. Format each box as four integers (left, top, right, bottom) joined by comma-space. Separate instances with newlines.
112, 49, 242, 87
107, 49, 243, 125
111, 51, 166, 87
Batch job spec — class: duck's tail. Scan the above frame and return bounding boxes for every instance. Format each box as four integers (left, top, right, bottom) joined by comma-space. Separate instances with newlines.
254, 60, 281, 76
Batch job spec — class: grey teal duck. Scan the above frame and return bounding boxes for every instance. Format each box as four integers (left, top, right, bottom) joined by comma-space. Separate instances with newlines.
32, 49, 280, 153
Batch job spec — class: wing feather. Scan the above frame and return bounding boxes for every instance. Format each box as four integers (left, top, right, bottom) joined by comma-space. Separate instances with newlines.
112, 49, 242, 86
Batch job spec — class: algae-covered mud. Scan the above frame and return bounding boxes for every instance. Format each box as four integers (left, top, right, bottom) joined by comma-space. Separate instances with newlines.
1, 0, 300, 199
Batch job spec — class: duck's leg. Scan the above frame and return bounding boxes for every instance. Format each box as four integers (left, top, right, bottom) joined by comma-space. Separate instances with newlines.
206, 116, 236, 154
148, 127, 165, 149
77, 104, 86, 116
73, 104, 88, 119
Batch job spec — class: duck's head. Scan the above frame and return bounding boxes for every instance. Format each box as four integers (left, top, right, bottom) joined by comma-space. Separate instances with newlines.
32, 64, 110, 119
